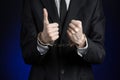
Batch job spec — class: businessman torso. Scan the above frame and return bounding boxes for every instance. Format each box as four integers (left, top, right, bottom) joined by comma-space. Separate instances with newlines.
21, 0, 105, 80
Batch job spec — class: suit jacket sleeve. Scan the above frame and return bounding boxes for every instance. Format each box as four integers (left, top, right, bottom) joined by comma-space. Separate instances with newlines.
82, 0, 105, 64
20, 0, 46, 65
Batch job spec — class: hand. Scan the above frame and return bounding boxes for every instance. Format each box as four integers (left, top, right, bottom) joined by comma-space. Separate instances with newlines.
67, 20, 86, 48
39, 8, 59, 44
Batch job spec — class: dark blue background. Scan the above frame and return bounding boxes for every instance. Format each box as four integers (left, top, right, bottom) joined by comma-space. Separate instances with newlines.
0, 0, 120, 80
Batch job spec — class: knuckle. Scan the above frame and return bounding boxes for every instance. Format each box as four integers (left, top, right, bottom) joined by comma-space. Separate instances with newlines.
78, 20, 82, 24
48, 27, 52, 32
55, 23, 59, 26
77, 21, 82, 26
78, 22, 81, 26
71, 20, 75, 23
55, 28, 59, 31
56, 35, 59, 39
78, 24, 82, 28
72, 31, 75, 34
53, 23, 58, 27
56, 31, 59, 35
75, 28, 79, 32
56, 28, 59, 31
56, 35, 59, 38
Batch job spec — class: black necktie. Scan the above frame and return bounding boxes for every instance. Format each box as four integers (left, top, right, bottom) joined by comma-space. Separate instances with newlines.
60, 0, 67, 23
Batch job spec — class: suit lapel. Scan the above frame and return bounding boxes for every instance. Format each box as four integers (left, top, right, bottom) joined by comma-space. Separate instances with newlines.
31, 0, 59, 23
60, 0, 86, 43
66, 0, 85, 21
40, 0, 59, 23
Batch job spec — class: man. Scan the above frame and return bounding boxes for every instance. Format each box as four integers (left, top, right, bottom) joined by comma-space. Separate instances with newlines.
21, 0, 105, 80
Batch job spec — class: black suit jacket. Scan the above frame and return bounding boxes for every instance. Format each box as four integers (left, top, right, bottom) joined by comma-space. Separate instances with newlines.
21, 0, 105, 80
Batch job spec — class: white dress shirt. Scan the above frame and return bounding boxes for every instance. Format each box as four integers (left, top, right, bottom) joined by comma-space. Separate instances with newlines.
55, 0, 70, 16
37, 0, 88, 57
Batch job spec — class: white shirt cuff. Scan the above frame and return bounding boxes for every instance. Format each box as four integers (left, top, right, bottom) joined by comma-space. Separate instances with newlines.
37, 40, 49, 55
77, 38, 88, 57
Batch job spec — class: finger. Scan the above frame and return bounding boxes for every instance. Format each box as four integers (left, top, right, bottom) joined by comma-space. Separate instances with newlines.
50, 32, 59, 41
50, 30, 59, 36
68, 27, 76, 34
48, 27, 59, 33
69, 23, 79, 33
51, 35, 59, 41
71, 20, 83, 33
67, 30, 76, 46
43, 8, 49, 24
47, 23, 59, 32
71, 20, 82, 28
67, 30, 72, 38
48, 23, 59, 28
48, 31, 59, 37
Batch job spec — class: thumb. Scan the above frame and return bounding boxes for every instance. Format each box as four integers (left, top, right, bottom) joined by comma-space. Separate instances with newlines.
43, 8, 49, 24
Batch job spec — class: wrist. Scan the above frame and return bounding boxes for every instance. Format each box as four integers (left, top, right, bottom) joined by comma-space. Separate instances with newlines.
37, 33, 48, 46
76, 34, 86, 48
40, 32, 47, 43
37, 32, 53, 46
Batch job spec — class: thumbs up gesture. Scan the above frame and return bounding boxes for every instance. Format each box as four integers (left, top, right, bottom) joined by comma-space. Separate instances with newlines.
39, 8, 59, 45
